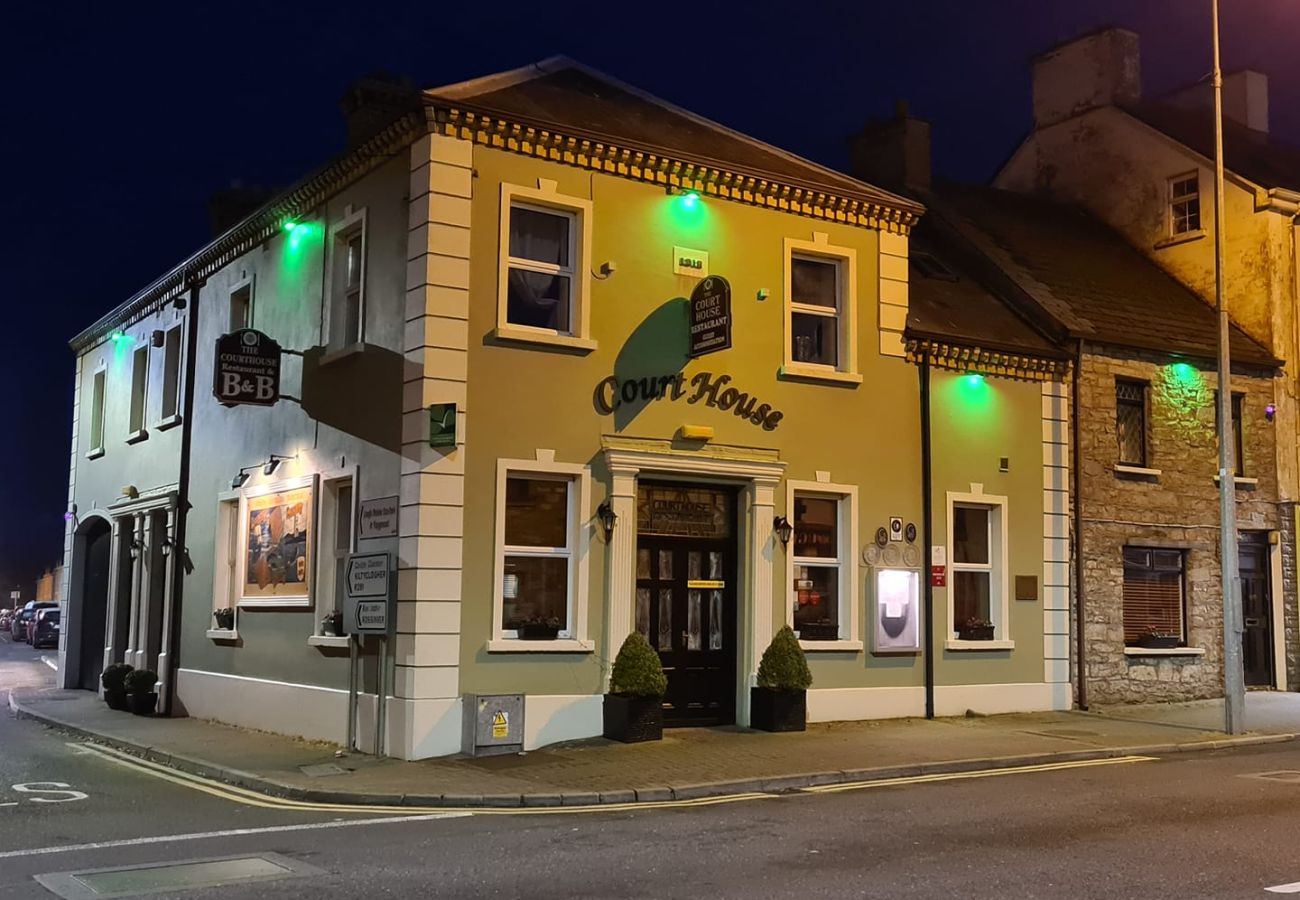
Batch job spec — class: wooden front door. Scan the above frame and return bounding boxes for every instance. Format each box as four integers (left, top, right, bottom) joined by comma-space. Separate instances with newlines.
1239, 532, 1274, 688
635, 483, 737, 726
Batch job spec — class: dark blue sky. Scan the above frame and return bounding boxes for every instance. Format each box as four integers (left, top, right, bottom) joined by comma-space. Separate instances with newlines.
3, 0, 1296, 594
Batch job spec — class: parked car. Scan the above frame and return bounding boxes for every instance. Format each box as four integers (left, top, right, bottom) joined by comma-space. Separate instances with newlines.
0, 609, 11, 632
30, 608, 60, 649
12, 601, 56, 643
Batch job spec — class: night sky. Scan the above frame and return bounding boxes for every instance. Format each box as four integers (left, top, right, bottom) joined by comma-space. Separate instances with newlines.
3, 0, 1297, 597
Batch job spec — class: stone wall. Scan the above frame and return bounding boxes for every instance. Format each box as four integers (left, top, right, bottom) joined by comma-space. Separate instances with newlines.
1077, 348, 1285, 704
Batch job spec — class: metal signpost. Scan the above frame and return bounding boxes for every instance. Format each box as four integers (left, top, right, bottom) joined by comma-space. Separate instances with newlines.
343, 551, 394, 755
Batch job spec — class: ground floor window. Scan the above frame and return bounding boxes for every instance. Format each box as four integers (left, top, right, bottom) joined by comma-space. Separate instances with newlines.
1122, 547, 1185, 645
786, 479, 858, 645
946, 489, 1009, 643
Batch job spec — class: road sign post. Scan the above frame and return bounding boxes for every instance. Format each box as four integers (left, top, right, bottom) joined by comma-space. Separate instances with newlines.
342, 551, 393, 755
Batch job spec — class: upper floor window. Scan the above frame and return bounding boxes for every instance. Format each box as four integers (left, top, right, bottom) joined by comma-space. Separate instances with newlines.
159, 325, 183, 424
329, 210, 366, 349
1115, 379, 1148, 467
127, 344, 148, 441
496, 182, 594, 351
1169, 174, 1201, 235
782, 234, 860, 384
87, 367, 106, 458
1215, 391, 1246, 477
230, 281, 253, 332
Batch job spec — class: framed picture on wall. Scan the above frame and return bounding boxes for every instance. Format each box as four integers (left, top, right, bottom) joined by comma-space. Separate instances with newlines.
238, 474, 315, 606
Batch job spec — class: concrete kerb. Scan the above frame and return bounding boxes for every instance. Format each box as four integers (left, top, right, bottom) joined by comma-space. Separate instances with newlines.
9, 692, 1299, 810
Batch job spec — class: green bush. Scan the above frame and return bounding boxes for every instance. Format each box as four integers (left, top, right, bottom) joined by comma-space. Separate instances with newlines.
124, 669, 158, 694
609, 632, 667, 698
101, 663, 133, 692
757, 626, 812, 691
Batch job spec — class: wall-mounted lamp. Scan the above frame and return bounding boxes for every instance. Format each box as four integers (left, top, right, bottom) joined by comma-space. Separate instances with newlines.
773, 515, 793, 548
121, 485, 139, 500
1266, 403, 1277, 422
263, 454, 293, 476
597, 501, 618, 541
231, 465, 256, 490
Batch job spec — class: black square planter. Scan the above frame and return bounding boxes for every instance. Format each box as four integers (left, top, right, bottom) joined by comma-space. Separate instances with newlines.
750, 687, 806, 732
1136, 634, 1179, 649
957, 625, 995, 641
603, 694, 663, 743
517, 623, 560, 640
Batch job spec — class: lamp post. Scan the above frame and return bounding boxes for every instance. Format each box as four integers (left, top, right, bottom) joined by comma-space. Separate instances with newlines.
1211, 0, 1246, 734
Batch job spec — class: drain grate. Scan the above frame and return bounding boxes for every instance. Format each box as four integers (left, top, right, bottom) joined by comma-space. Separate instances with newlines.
36, 853, 322, 899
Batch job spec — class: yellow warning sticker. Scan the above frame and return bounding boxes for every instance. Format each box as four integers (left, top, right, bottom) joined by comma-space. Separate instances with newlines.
491, 710, 509, 740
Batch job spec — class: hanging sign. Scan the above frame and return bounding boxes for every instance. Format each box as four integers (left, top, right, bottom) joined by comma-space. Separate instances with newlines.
213, 329, 281, 406
688, 275, 732, 357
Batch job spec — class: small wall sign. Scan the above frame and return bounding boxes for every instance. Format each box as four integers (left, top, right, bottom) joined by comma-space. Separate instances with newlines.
688, 276, 732, 358
673, 246, 709, 278
213, 329, 281, 406
429, 402, 457, 448
358, 496, 399, 540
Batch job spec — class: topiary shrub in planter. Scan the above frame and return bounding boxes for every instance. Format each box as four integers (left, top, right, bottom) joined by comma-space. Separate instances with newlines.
751, 625, 812, 732
603, 632, 667, 743
101, 663, 133, 711
124, 669, 159, 716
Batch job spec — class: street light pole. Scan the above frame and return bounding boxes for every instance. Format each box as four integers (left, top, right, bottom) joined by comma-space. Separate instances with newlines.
1212, 0, 1246, 734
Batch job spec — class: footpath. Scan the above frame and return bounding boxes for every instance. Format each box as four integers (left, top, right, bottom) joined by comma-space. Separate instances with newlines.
10, 687, 1300, 809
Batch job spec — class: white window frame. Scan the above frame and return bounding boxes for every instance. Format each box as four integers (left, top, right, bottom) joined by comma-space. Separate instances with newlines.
325, 207, 367, 355
496, 180, 595, 352
86, 363, 107, 459
488, 456, 593, 652
1167, 172, 1202, 237
156, 323, 184, 430
126, 342, 149, 443
312, 467, 357, 642
229, 275, 255, 333
781, 233, 861, 385
945, 485, 1013, 650
208, 491, 241, 639
785, 479, 862, 651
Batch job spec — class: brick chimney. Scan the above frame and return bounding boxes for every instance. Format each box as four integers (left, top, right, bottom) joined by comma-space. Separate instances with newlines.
1031, 27, 1141, 129
207, 182, 276, 238
847, 100, 931, 194
1163, 70, 1269, 134
340, 74, 421, 149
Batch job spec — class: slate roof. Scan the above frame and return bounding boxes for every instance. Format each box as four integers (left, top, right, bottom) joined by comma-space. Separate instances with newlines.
927, 182, 1278, 369
1125, 101, 1300, 191
425, 57, 922, 216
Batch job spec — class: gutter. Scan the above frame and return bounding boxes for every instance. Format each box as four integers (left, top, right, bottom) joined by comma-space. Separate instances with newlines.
1073, 340, 1087, 711
920, 359, 935, 719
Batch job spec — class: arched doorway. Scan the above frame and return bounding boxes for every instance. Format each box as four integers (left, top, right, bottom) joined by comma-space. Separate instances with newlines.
72, 517, 112, 692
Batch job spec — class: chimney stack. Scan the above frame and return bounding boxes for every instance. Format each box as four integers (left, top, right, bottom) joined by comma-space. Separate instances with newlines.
847, 100, 931, 194
207, 182, 276, 238
340, 74, 421, 149
1030, 27, 1140, 129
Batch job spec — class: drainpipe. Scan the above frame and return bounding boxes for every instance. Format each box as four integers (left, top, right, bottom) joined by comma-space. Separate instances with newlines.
164, 278, 201, 716
920, 359, 935, 719
1072, 341, 1088, 711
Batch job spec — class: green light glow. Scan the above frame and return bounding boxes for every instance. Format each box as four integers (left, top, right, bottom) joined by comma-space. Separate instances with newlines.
965, 373, 985, 387
1158, 360, 1207, 420
109, 330, 129, 343
282, 219, 298, 232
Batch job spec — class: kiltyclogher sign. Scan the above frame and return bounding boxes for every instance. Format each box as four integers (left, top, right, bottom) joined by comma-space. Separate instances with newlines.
688, 275, 731, 357
342, 551, 393, 636
213, 329, 281, 406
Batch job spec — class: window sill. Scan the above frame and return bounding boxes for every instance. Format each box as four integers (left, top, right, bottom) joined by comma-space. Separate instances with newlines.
1114, 464, 1161, 478
799, 639, 863, 652
1213, 474, 1258, 488
85, 447, 105, 461
125, 429, 148, 445
205, 629, 239, 641
945, 639, 1015, 651
154, 414, 182, 432
1154, 229, 1206, 250
308, 635, 350, 648
778, 364, 863, 386
492, 326, 597, 353
1124, 646, 1206, 657
486, 638, 594, 653
320, 343, 365, 366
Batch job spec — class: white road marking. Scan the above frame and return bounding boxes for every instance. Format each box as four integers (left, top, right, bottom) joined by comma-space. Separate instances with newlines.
1266, 883, 1300, 894
0, 803, 16, 808
40, 657, 56, 671
13, 782, 88, 802
0, 812, 470, 860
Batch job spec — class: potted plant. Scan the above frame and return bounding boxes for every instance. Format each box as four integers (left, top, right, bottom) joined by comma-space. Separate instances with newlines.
517, 616, 562, 640
213, 608, 235, 631
321, 611, 344, 637
602, 632, 667, 743
1136, 626, 1179, 650
751, 626, 812, 732
957, 617, 995, 641
124, 669, 159, 716
101, 662, 133, 711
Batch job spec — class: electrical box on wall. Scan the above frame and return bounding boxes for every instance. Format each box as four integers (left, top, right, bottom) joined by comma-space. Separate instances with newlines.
462, 693, 524, 757
871, 568, 921, 653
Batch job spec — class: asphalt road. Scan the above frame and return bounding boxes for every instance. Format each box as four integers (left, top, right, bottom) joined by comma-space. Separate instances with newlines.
5, 636, 1300, 898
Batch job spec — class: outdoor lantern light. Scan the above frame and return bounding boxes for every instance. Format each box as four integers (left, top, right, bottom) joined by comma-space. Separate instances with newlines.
773, 515, 794, 548
597, 501, 618, 540
231, 469, 252, 490
263, 454, 293, 476
1267, 403, 1277, 422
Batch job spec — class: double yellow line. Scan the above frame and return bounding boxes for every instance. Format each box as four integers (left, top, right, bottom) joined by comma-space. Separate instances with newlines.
75, 741, 1156, 816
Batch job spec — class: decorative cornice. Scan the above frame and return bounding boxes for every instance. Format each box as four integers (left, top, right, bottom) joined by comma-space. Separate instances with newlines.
70, 110, 429, 353
906, 338, 1071, 382
434, 108, 921, 235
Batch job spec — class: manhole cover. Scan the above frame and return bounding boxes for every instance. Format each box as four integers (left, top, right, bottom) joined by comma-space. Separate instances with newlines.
35, 853, 322, 899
